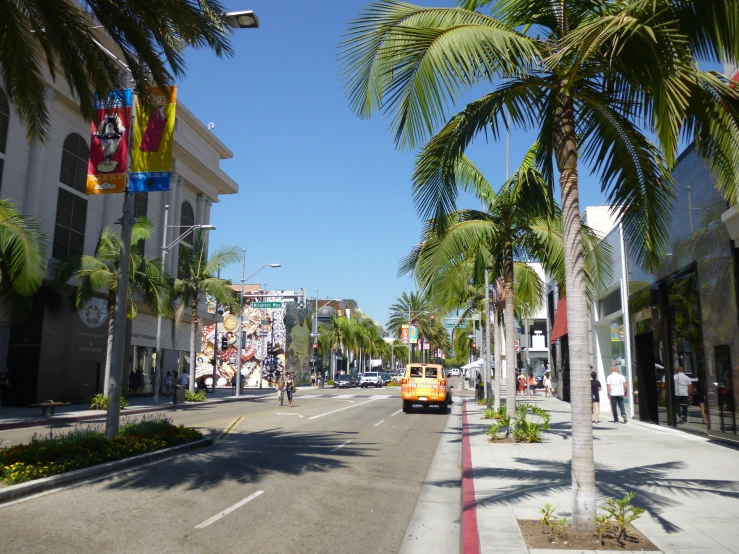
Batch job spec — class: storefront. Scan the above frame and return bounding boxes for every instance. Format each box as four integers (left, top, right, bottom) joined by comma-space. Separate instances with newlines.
627, 147, 739, 442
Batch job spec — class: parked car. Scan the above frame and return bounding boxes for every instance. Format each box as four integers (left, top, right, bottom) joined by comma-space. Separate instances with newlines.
359, 372, 382, 388
334, 374, 357, 389
379, 372, 392, 386
447, 368, 461, 377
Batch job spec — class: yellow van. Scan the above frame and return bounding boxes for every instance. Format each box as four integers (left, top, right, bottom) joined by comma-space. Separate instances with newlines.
401, 363, 452, 413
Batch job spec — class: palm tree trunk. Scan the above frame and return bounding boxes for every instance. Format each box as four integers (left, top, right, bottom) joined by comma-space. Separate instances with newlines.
189, 301, 198, 392
103, 291, 116, 395
556, 93, 596, 531
504, 246, 517, 418
493, 307, 502, 411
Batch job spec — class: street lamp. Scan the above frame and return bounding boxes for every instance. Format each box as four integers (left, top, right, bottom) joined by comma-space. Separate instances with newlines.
152, 205, 215, 405
235, 259, 279, 393
225, 10, 260, 29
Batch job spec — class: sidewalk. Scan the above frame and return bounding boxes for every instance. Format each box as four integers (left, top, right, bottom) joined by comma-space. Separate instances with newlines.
464, 394, 739, 554
0, 386, 287, 431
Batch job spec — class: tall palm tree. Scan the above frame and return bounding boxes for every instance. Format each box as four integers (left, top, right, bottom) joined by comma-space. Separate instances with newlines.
0, 199, 48, 319
56, 217, 169, 393
339, 0, 731, 526
174, 232, 238, 392
387, 291, 435, 361
1, 0, 234, 141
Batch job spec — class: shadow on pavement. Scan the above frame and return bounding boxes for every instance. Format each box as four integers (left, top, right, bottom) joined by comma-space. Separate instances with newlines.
102, 427, 375, 492
468, 458, 739, 534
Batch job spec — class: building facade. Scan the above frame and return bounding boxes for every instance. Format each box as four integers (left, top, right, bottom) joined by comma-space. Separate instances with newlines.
0, 73, 238, 405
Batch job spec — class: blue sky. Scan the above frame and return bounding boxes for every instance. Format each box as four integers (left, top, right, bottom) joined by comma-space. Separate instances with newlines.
176, 0, 614, 325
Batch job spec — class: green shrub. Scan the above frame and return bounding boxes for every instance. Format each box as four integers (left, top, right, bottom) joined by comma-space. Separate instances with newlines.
601, 492, 645, 546
88, 394, 129, 410
540, 503, 556, 526
184, 390, 207, 402
325, 380, 335, 386
477, 398, 487, 405
0, 416, 202, 485
486, 404, 551, 442
385, 381, 401, 387
487, 415, 511, 440
482, 405, 507, 419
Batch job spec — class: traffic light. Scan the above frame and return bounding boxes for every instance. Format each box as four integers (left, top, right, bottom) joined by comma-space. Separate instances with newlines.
221, 336, 228, 350
472, 342, 477, 350
313, 343, 318, 353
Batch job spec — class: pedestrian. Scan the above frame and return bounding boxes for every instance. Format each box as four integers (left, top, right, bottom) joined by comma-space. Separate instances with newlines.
285, 372, 295, 407
517, 372, 526, 397
180, 370, 189, 388
673, 366, 693, 423
543, 371, 553, 398
528, 373, 536, 397
276, 373, 286, 406
230, 373, 237, 395
317, 371, 323, 388
310, 371, 316, 388
695, 371, 707, 424
128, 370, 136, 394
475, 372, 483, 401
136, 368, 145, 393
606, 366, 627, 424
164, 371, 173, 396
591, 370, 602, 423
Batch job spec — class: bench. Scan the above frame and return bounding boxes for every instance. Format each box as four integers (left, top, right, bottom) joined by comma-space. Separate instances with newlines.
29, 401, 71, 416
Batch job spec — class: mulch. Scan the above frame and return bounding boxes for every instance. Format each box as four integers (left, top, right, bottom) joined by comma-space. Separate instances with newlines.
518, 519, 660, 551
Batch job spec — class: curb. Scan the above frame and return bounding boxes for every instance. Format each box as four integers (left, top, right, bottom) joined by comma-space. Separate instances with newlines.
0, 437, 213, 505
461, 400, 481, 554
0, 393, 274, 431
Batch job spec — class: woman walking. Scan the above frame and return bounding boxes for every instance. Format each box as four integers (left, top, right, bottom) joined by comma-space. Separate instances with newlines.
591, 371, 602, 423
517, 372, 526, 397
543, 372, 553, 398
285, 372, 295, 408
164, 371, 173, 396
310, 371, 316, 388
528, 373, 537, 397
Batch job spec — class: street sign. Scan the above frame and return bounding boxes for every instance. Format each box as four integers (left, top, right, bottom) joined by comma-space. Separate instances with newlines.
514, 340, 520, 352
253, 302, 282, 308
444, 321, 455, 329
310, 332, 321, 338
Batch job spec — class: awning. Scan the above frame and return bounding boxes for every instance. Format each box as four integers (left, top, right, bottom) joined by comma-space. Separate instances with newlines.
550, 297, 568, 343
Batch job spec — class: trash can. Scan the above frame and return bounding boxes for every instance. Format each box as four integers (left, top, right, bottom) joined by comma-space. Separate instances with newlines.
173, 384, 185, 405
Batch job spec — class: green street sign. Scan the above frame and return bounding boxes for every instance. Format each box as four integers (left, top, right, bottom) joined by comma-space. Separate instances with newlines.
444, 322, 456, 329
253, 302, 282, 308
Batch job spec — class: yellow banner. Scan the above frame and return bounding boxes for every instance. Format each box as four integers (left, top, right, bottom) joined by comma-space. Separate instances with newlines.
129, 87, 177, 192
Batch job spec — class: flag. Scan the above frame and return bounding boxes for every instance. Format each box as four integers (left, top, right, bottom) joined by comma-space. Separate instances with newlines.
86, 90, 132, 194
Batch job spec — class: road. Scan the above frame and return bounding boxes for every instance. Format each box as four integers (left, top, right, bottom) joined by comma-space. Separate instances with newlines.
0, 381, 465, 554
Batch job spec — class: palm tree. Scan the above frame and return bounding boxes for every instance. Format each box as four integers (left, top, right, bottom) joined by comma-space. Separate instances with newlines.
387, 291, 434, 362
0, 199, 48, 319
174, 232, 238, 392
57, 217, 169, 393
1, 0, 234, 141
339, 0, 735, 526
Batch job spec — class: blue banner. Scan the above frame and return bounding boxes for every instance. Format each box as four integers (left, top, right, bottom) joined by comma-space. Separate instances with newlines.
128, 171, 172, 192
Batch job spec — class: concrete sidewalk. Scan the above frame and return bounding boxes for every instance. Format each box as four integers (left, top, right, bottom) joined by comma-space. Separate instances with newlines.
465, 394, 739, 554
0, 386, 285, 430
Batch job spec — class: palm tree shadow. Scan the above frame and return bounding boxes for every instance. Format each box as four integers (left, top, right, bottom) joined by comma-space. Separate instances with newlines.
102, 428, 375, 492
471, 458, 739, 533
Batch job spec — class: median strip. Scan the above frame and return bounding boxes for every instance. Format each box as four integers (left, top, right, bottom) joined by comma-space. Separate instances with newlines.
194, 490, 264, 529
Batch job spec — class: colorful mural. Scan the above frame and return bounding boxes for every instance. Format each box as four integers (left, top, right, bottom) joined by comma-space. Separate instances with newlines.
197, 292, 313, 386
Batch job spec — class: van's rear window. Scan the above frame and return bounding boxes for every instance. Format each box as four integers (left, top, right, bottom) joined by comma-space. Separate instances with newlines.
409, 366, 423, 377
425, 367, 439, 378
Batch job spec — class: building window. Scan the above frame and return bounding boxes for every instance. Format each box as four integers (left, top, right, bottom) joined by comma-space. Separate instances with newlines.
178, 201, 195, 278
133, 192, 148, 254
0, 86, 9, 192
53, 134, 89, 259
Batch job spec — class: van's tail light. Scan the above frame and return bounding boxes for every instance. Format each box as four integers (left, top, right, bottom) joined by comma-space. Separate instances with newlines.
440, 379, 447, 388
402, 378, 408, 385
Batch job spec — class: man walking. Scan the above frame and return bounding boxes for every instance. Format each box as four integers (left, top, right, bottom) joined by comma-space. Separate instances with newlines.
606, 366, 627, 424
673, 366, 693, 423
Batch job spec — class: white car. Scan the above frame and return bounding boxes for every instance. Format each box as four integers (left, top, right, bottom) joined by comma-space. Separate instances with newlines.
359, 372, 382, 388
447, 368, 461, 377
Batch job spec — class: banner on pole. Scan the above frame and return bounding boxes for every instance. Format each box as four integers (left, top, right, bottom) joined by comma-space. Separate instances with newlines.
86, 89, 133, 195
129, 87, 177, 192
409, 325, 418, 344
401, 325, 410, 344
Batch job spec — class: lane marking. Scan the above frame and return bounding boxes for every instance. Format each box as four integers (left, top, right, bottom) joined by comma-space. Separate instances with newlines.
330, 440, 352, 452
307, 398, 377, 420
391, 409, 403, 417
374, 420, 386, 427
194, 491, 264, 529
216, 416, 244, 442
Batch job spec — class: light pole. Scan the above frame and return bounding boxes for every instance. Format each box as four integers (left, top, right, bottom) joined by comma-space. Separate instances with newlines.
152, 208, 215, 405
407, 309, 430, 364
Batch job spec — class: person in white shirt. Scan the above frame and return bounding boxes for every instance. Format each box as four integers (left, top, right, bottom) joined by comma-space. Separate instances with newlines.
672, 366, 693, 423
606, 366, 628, 424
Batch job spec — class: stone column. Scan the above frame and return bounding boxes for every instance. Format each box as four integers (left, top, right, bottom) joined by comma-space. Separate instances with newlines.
142, 346, 152, 393
23, 89, 54, 216
170, 176, 184, 276
196, 193, 206, 225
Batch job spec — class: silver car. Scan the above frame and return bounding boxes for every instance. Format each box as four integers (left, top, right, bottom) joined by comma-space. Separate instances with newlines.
359, 372, 381, 388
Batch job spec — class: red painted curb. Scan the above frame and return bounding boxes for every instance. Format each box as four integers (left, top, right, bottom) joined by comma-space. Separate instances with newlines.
462, 400, 481, 554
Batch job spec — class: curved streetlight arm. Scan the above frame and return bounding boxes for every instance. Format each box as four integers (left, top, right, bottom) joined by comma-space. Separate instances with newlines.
164, 224, 215, 252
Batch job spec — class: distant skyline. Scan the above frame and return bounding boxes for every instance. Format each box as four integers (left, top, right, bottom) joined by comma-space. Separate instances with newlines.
174, 0, 689, 324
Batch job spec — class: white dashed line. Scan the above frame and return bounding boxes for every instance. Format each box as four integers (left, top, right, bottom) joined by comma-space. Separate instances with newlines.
330, 440, 352, 452
391, 409, 402, 417
307, 398, 376, 420
195, 491, 264, 529
374, 420, 386, 427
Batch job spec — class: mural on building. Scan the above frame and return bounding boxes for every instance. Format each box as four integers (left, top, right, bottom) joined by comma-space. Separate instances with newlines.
197, 292, 312, 386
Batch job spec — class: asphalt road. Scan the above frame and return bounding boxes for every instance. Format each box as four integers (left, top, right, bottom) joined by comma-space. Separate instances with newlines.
0, 381, 463, 554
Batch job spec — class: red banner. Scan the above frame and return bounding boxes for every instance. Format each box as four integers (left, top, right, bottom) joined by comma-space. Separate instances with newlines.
86, 89, 132, 194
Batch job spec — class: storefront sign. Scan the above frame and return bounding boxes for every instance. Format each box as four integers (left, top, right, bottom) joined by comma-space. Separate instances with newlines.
86, 89, 132, 195
129, 87, 177, 192
78, 297, 109, 328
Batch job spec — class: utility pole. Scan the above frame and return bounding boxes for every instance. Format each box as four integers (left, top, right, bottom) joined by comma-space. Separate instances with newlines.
153, 204, 168, 405
485, 270, 493, 409
212, 269, 221, 394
